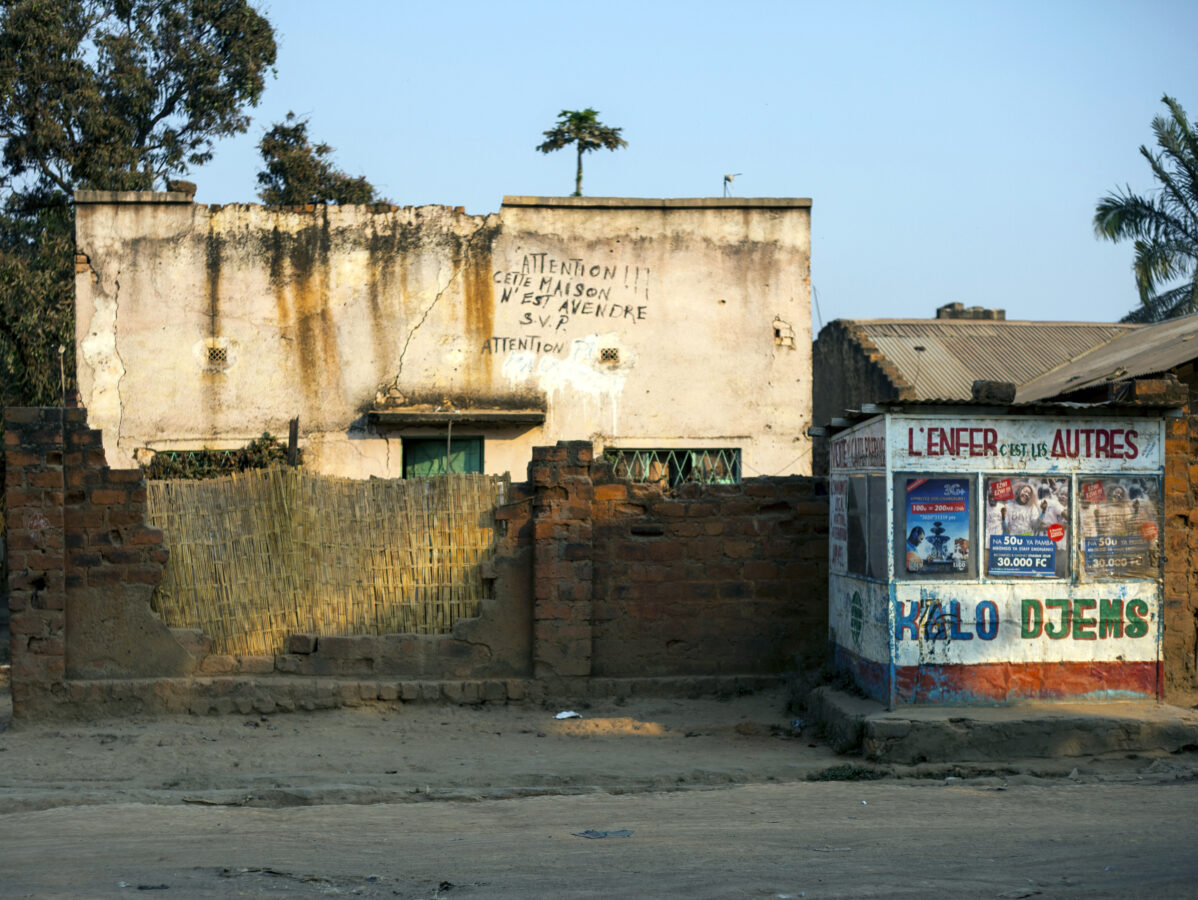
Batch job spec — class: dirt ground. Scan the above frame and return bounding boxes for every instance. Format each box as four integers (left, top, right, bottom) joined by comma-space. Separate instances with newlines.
2, 685, 1198, 898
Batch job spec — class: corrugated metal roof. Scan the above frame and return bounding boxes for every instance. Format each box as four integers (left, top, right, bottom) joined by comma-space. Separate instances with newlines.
1017, 312, 1198, 401
850, 320, 1134, 400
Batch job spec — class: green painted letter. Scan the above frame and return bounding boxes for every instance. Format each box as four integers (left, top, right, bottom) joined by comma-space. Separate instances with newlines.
1125, 599, 1150, 639
1072, 600, 1096, 640
1045, 600, 1071, 639
1021, 599, 1043, 638
1099, 598, 1123, 639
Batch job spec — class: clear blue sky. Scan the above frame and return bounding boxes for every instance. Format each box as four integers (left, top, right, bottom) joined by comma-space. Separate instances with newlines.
193, 0, 1198, 327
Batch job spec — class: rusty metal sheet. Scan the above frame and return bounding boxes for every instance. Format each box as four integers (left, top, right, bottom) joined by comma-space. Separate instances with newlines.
1018, 313, 1198, 402
856, 320, 1132, 400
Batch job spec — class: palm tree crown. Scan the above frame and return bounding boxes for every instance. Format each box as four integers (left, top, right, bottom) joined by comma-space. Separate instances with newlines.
536, 108, 626, 197
1095, 95, 1198, 323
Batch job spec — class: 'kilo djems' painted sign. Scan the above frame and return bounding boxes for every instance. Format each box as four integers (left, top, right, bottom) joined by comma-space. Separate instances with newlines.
891, 583, 1158, 667
831, 581, 1158, 671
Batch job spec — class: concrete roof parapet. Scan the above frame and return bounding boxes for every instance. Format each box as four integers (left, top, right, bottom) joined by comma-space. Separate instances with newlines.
74, 190, 195, 204
73, 191, 815, 213
501, 196, 812, 209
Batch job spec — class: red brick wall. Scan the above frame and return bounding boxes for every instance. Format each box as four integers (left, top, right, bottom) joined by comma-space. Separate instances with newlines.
4, 421, 832, 717
589, 471, 828, 676
529, 441, 595, 680
5, 409, 69, 713
1163, 414, 1198, 694
5, 407, 190, 716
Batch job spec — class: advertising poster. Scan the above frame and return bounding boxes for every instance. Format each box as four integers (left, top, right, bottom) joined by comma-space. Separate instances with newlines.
904, 478, 970, 574
985, 476, 1069, 577
828, 475, 848, 575
1080, 477, 1161, 577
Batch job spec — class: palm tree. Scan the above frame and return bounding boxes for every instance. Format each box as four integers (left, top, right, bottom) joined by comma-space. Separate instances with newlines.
536, 109, 626, 197
1095, 95, 1198, 323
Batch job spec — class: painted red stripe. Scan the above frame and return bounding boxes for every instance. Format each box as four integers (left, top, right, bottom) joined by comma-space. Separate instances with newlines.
896, 660, 1158, 703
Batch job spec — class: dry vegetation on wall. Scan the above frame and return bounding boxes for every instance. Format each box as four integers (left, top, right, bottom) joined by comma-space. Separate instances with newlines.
146, 469, 506, 655
140, 434, 297, 480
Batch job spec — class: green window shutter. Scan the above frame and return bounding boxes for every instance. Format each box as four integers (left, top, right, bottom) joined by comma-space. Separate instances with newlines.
403, 438, 483, 478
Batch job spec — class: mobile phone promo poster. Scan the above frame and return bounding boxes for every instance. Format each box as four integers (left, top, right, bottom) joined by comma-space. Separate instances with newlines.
904, 478, 970, 574
985, 476, 1068, 577
1079, 477, 1161, 578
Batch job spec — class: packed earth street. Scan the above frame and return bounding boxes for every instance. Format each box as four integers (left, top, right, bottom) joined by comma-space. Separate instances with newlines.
2, 686, 1197, 899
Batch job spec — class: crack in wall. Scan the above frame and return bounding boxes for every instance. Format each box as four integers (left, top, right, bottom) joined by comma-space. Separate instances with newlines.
379, 264, 464, 402
112, 275, 125, 450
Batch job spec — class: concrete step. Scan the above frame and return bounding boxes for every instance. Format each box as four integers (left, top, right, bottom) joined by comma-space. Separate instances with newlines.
806, 686, 1198, 764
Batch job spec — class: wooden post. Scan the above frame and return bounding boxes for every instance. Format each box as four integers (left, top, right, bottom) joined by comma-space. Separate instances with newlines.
287, 417, 299, 467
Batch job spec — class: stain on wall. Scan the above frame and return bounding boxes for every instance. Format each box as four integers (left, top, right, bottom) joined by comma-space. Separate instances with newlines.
75, 194, 813, 481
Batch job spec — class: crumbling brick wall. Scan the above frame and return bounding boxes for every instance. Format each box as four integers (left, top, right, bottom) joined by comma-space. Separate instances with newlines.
524, 442, 829, 679
5, 419, 831, 718
590, 473, 827, 676
270, 442, 832, 686
6, 407, 190, 717
1163, 413, 1198, 694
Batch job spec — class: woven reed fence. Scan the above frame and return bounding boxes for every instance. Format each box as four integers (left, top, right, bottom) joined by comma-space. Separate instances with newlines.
145, 468, 507, 656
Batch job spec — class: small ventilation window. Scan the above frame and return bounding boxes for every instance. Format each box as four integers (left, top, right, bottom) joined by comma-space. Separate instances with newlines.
600, 347, 619, 364
207, 346, 227, 364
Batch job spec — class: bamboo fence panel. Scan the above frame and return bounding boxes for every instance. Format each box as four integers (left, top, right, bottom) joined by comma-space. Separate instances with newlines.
146, 468, 506, 656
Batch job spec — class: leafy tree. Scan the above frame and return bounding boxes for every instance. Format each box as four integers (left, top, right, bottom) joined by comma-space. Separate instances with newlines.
536, 108, 626, 197
0, 0, 276, 195
0, 191, 74, 407
256, 112, 384, 206
0, 0, 277, 406
1095, 95, 1198, 323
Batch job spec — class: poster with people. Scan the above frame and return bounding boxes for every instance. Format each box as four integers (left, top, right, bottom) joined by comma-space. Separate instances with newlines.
984, 477, 1069, 578
904, 478, 970, 575
1080, 477, 1161, 578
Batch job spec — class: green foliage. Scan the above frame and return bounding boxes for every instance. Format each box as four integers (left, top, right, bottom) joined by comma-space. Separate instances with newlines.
536, 108, 626, 197
0, 0, 277, 194
0, 0, 277, 407
141, 433, 299, 480
1095, 95, 1198, 323
256, 111, 385, 206
0, 192, 74, 406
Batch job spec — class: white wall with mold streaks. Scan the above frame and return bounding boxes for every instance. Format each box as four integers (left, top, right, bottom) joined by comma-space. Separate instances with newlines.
75, 193, 813, 479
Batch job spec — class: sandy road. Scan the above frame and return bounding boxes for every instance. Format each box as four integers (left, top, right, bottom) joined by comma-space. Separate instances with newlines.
4, 781, 1198, 899
2, 687, 1197, 898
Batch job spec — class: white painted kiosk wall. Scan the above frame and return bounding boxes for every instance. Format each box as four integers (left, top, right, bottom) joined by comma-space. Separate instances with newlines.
828, 407, 1166, 705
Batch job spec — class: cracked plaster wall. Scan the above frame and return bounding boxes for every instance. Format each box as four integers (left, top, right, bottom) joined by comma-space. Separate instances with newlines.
75, 194, 813, 478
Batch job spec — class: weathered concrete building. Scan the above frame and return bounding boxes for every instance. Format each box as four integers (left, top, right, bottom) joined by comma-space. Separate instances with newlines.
75, 192, 813, 480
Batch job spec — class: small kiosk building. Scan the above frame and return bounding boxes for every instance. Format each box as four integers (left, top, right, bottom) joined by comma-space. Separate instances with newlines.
827, 401, 1170, 706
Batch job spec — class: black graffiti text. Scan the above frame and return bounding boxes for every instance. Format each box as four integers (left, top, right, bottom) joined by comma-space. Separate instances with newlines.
480, 336, 566, 355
